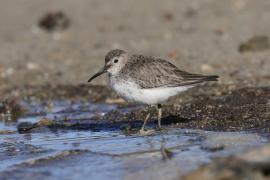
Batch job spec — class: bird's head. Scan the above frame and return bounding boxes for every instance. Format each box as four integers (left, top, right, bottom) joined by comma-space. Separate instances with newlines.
88, 49, 128, 82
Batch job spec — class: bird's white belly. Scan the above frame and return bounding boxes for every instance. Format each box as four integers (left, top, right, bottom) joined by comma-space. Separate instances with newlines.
110, 80, 192, 105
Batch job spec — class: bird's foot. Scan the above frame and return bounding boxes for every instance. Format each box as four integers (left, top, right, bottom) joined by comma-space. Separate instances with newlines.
157, 127, 163, 131
139, 129, 155, 136
157, 125, 164, 131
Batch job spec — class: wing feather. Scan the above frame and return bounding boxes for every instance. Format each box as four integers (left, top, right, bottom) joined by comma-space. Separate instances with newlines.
121, 55, 218, 89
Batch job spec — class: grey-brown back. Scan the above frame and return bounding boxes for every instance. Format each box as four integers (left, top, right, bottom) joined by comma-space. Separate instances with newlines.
118, 54, 218, 89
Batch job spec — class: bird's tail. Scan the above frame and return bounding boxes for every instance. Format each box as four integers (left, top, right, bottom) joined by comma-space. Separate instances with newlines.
204, 75, 219, 81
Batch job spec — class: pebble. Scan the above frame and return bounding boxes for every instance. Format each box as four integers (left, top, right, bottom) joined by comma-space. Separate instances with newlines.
0, 130, 16, 134
200, 64, 213, 73
26, 62, 40, 70
1, 68, 14, 78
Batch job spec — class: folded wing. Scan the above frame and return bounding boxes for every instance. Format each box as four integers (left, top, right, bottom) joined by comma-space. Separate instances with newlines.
123, 55, 218, 89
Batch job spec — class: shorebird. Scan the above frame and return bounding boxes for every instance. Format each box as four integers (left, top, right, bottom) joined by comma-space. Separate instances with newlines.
88, 49, 218, 135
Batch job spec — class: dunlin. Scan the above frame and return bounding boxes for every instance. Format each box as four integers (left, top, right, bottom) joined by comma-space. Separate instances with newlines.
88, 49, 218, 135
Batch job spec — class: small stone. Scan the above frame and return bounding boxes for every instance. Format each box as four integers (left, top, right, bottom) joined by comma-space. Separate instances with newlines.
161, 145, 174, 160
239, 35, 270, 53
184, 8, 197, 18
17, 122, 34, 133
168, 49, 178, 60
163, 12, 174, 22
215, 28, 225, 36
26, 62, 40, 70
0, 99, 24, 121
201, 64, 213, 73
38, 11, 70, 32
0, 130, 16, 134
1, 68, 14, 78
201, 144, 225, 152
38, 118, 55, 126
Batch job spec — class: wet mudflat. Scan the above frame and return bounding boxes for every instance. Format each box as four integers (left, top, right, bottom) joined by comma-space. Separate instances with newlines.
0, 84, 269, 180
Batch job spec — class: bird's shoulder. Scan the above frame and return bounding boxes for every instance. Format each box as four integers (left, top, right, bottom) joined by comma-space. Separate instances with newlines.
125, 54, 178, 72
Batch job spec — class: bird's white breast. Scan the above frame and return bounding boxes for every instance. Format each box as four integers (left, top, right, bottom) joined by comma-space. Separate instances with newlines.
109, 78, 192, 105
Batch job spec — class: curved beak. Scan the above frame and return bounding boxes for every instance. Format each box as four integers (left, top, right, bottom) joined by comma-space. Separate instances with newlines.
88, 64, 111, 82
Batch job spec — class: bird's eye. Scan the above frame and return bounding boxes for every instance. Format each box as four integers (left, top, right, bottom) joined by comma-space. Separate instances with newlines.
113, 59, 119, 63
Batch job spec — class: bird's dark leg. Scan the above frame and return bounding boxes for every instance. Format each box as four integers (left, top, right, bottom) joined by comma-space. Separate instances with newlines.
157, 104, 162, 129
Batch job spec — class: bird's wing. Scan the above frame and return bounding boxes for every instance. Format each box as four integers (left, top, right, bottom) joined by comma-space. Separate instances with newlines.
122, 55, 218, 89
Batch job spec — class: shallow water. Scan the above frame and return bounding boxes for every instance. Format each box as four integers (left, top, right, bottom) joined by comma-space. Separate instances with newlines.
0, 100, 268, 180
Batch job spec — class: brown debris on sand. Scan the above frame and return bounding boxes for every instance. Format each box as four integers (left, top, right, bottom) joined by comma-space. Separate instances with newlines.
38, 11, 70, 32
239, 36, 270, 53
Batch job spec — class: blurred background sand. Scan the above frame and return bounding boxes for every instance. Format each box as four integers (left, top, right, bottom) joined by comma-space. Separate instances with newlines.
0, 0, 269, 88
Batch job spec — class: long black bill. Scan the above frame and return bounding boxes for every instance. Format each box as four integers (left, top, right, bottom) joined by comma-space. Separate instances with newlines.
88, 63, 112, 82
87, 68, 106, 82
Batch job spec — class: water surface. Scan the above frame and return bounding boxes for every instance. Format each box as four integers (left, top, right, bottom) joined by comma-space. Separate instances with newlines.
0, 100, 268, 180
